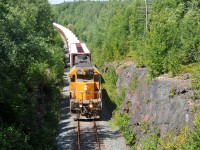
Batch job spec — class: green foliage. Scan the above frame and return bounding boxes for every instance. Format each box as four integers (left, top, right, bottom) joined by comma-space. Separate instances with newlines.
142, 133, 159, 150
159, 131, 175, 149
112, 111, 135, 146
51, 0, 200, 78
102, 67, 126, 107
180, 1, 200, 65
102, 67, 118, 102
139, 121, 149, 133
130, 72, 139, 90
143, 2, 181, 77
128, 0, 147, 66
144, 0, 200, 77
169, 86, 176, 97
182, 114, 200, 150
140, 125, 189, 150
192, 63, 200, 99
14, 0, 200, 78
174, 126, 188, 149
52, 32, 64, 47
0, 0, 64, 149
0, 125, 32, 150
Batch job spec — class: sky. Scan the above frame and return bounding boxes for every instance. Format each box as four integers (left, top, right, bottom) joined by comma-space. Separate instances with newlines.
48, 0, 67, 4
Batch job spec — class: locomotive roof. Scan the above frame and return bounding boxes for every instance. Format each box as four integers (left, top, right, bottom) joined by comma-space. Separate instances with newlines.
76, 62, 94, 68
72, 61, 100, 73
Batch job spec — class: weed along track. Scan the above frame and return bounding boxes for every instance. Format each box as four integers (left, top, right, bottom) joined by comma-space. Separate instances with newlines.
76, 113, 104, 150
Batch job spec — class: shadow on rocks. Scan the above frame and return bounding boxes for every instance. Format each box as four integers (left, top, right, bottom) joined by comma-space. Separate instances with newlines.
100, 89, 117, 122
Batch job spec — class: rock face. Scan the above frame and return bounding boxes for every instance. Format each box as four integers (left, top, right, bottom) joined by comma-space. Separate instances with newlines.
117, 63, 199, 142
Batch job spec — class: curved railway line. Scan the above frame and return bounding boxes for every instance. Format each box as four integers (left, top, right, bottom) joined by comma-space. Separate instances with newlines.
55, 23, 130, 150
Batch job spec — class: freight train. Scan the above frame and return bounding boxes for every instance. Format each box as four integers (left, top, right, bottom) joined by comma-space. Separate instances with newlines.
53, 23, 102, 118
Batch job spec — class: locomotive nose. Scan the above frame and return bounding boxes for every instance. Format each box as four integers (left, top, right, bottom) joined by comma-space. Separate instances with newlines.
76, 82, 94, 100
84, 84, 87, 91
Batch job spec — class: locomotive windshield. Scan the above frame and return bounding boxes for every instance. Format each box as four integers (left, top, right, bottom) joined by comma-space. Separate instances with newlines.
77, 74, 93, 80
76, 69, 94, 81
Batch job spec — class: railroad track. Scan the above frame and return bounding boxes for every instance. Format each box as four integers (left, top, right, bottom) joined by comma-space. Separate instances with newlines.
76, 112, 102, 150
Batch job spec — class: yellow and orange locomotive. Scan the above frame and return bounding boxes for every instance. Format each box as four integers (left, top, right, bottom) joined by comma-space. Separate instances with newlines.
69, 55, 102, 118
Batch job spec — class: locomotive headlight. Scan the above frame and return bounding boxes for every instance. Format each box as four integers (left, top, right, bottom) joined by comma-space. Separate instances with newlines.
79, 104, 82, 108
84, 85, 87, 91
89, 103, 93, 108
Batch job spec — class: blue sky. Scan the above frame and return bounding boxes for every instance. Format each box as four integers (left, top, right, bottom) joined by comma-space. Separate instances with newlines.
48, 0, 67, 4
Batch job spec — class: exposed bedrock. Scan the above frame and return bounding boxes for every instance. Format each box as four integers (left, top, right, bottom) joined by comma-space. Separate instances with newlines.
116, 63, 200, 140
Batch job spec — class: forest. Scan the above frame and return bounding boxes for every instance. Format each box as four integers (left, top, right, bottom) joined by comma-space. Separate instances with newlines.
1, 0, 200, 149
0, 0, 64, 149
52, 0, 200, 149
52, 0, 200, 78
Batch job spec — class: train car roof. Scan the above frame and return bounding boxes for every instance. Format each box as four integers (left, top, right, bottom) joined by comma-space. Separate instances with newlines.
67, 36, 79, 46
74, 54, 90, 64
70, 43, 90, 54
53, 23, 80, 46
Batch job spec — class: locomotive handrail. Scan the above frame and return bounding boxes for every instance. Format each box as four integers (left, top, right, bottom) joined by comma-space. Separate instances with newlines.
70, 90, 101, 94
70, 90, 101, 99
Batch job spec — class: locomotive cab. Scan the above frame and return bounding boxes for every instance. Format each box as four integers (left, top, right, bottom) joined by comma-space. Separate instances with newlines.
69, 64, 102, 119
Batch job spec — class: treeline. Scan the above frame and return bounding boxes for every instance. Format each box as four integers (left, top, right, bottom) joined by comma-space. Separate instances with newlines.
0, 0, 64, 149
52, 0, 200, 78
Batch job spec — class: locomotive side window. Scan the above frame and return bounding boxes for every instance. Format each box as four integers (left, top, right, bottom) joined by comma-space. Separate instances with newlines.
94, 75, 100, 82
86, 74, 93, 80
77, 75, 84, 80
70, 75, 75, 82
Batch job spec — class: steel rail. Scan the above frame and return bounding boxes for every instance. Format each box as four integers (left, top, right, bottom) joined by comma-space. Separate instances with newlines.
77, 114, 101, 150
93, 117, 101, 150
77, 112, 81, 150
